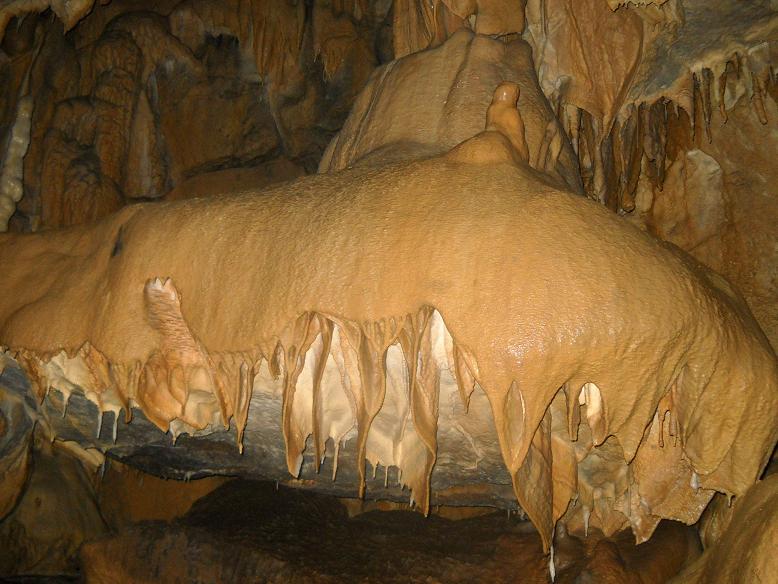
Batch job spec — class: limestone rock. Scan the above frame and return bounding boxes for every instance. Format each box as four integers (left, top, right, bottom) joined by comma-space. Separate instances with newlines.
0, 1, 385, 228
320, 29, 582, 193
670, 474, 778, 584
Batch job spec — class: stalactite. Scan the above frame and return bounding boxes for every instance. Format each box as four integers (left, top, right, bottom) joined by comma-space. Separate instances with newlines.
718, 65, 729, 123
281, 312, 321, 476
690, 71, 700, 145
310, 316, 334, 471
2, 71, 777, 562
664, 103, 692, 174
751, 71, 769, 125
599, 123, 618, 211
577, 109, 596, 198
563, 104, 581, 158
616, 106, 641, 213
0, 25, 41, 231
169, 0, 305, 84
701, 68, 714, 142
591, 117, 606, 204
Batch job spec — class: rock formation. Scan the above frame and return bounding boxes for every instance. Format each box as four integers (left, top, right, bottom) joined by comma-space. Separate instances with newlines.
0, 0, 777, 581
669, 473, 778, 583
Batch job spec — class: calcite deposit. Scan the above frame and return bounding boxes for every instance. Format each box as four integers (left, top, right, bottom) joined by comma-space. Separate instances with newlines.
669, 473, 778, 583
0, 0, 777, 581
2, 82, 777, 554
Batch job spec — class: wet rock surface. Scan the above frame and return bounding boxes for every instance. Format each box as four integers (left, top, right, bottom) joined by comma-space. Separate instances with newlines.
1, 2, 777, 581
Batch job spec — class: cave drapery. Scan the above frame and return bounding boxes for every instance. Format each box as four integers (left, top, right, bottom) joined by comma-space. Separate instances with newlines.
1, 0, 777, 582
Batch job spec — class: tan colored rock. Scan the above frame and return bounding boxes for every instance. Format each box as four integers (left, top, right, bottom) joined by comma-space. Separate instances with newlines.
320, 30, 581, 193
698, 95, 778, 351
641, 149, 728, 267
696, 491, 735, 550
670, 474, 778, 584
629, 93, 778, 350
525, 0, 643, 127
1, 91, 776, 554
520, 0, 778, 352
0, 3, 777, 577
444, 0, 526, 37
313, 1, 375, 83
2, 1, 382, 228
392, 0, 445, 59
169, 0, 305, 85
154, 68, 280, 186
392, 0, 526, 60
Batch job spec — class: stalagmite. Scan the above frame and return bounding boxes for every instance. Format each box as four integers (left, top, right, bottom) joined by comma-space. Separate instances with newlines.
486, 83, 530, 163
319, 29, 582, 193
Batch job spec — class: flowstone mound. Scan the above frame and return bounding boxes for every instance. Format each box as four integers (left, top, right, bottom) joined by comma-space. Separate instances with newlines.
1, 83, 776, 560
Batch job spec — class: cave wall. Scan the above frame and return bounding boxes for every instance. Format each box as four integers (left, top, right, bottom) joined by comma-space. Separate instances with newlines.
0, 0, 389, 230
521, 0, 778, 347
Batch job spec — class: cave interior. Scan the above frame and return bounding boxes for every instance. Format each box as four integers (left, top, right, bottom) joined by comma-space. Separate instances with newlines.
0, 0, 777, 582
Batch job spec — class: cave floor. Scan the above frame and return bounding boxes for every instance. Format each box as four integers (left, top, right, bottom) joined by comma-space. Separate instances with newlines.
73, 480, 695, 583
